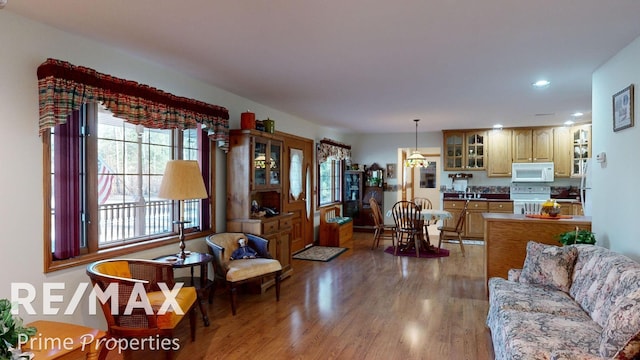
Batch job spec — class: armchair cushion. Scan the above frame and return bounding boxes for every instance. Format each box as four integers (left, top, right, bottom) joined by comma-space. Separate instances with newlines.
146, 287, 198, 329
94, 260, 132, 279
226, 258, 282, 282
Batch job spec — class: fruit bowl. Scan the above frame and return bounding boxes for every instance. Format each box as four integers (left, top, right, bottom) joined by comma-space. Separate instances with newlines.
540, 199, 561, 217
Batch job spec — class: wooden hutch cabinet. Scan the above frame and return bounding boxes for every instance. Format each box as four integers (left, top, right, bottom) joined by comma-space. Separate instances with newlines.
226, 129, 293, 290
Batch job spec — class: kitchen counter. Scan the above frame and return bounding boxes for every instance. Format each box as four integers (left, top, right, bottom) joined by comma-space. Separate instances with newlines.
483, 213, 592, 286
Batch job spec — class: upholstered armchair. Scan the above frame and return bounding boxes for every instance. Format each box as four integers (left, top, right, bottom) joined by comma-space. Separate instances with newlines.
86, 259, 197, 360
206, 233, 282, 315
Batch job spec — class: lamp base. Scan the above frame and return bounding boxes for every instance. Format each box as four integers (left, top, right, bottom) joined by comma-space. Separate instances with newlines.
173, 220, 191, 259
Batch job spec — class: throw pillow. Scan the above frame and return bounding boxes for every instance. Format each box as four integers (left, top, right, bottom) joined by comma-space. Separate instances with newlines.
600, 288, 640, 358
519, 241, 578, 293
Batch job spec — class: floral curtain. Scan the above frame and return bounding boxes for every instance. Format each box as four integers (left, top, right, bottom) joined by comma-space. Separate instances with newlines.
37, 58, 230, 150
317, 138, 352, 163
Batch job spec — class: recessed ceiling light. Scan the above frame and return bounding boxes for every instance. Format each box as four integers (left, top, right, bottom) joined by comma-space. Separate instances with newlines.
493, 124, 503, 129
532, 80, 551, 88
572, 112, 583, 117
564, 120, 574, 126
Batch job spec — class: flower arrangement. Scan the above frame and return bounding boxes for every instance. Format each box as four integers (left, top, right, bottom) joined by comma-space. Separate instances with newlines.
0, 299, 36, 360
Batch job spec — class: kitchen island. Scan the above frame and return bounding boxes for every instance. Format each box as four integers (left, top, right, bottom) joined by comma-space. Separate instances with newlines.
483, 213, 592, 286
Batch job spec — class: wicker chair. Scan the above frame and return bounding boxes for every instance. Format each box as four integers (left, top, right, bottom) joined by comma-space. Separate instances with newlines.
206, 233, 282, 315
86, 259, 198, 360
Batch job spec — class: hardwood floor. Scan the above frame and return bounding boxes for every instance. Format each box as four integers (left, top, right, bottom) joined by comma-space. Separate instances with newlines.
113, 232, 495, 359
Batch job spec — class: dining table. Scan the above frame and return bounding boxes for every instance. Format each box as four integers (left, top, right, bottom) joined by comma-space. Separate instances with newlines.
386, 208, 453, 253
419, 208, 453, 250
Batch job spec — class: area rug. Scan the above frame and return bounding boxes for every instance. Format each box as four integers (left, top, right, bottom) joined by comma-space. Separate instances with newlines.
384, 246, 449, 258
293, 246, 348, 262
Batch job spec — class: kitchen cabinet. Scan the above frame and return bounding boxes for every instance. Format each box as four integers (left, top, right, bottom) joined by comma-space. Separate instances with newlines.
512, 128, 553, 163
553, 126, 572, 178
487, 129, 512, 177
443, 200, 466, 229
466, 201, 488, 238
226, 129, 292, 287
443, 199, 514, 240
443, 130, 486, 171
571, 124, 591, 178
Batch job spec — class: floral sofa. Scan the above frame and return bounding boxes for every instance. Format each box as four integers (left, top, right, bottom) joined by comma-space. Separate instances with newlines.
487, 242, 640, 360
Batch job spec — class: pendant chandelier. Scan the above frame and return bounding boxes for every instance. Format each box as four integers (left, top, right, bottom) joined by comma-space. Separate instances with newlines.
405, 119, 427, 168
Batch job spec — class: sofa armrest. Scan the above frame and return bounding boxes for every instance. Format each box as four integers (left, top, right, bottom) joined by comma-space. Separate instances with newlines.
508, 268, 522, 282
550, 350, 605, 360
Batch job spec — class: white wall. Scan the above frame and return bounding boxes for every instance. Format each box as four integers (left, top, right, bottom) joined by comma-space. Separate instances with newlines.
0, 11, 338, 328
592, 36, 640, 261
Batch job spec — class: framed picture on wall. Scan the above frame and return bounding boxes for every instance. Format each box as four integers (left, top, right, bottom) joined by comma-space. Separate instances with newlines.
613, 84, 634, 132
386, 163, 396, 179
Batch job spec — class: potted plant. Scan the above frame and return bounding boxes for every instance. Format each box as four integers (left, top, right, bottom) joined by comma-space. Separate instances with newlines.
0, 299, 36, 360
556, 228, 596, 246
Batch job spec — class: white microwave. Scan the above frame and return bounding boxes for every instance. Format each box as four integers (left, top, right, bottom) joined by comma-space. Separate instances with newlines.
511, 162, 554, 183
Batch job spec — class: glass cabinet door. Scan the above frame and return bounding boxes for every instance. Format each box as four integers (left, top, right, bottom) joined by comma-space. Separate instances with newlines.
253, 138, 269, 187
269, 141, 281, 186
253, 137, 282, 189
444, 133, 464, 170
466, 131, 486, 169
571, 125, 591, 177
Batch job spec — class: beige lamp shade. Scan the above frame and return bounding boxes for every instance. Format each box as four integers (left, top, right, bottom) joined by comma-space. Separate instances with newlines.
158, 160, 208, 200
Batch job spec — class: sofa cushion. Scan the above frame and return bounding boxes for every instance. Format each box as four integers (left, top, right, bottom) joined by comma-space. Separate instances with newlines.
490, 309, 601, 360
519, 241, 578, 293
488, 277, 587, 320
599, 288, 640, 357
570, 245, 640, 327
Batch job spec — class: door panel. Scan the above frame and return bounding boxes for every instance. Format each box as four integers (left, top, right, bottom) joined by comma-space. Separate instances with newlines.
281, 133, 314, 253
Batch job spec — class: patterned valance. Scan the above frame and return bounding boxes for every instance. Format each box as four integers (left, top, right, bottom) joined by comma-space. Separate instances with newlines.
37, 58, 230, 150
317, 138, 352, 163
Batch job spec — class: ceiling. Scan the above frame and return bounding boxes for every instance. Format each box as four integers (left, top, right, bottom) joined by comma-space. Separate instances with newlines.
7, 1, 640, 133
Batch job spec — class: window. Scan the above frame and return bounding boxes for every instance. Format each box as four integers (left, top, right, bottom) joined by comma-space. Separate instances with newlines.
45, 103, 212, 271
318, 158, 343, 206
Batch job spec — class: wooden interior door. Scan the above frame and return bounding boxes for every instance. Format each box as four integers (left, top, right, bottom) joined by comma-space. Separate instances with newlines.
281, 133, 314, 253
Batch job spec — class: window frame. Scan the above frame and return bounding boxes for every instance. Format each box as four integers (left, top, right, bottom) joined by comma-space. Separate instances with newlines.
43, 104, 216, 273
317, 158, 343, 208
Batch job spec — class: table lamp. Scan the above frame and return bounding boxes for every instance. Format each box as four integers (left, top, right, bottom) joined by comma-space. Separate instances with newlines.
158, 160, 208, 258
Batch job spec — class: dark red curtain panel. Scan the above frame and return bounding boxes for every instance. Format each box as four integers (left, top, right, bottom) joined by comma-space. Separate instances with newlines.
198, 128, 211, 231
53, 111, 81, 260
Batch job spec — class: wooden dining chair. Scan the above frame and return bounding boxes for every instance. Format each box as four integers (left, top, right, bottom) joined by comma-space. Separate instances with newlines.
412, 197, 434, 235
437, 200, 469, 256
369, 197, 396, 250
391, 200, 422, 257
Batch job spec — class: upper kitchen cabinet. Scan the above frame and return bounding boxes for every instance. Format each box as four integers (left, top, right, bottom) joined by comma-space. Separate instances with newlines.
487, 129, 513, 177
553, 126, 572, 178
571, 124, 592, 177
512, 128, 553, 163
443, 130, 486, 171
